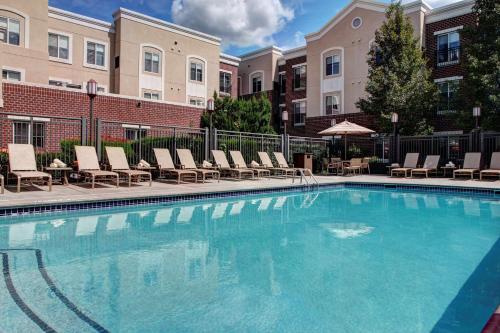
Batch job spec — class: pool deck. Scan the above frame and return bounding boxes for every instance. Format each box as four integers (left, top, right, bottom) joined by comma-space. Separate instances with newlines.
0, 174, 499, 209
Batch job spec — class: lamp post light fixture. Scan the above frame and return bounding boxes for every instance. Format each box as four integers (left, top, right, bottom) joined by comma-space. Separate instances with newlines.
206, 98, 215, 150
282, 110, 288, 137
473, 106, 481, 129
86, 79, 98, 146
391, 112, 399, 163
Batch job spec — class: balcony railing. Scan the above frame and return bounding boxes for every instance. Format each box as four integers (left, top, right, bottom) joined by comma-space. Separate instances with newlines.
436, 46, 461, 67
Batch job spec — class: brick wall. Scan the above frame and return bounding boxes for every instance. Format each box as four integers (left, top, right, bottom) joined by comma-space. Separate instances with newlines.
220, 62, 239, 97
284, 56, 307, 128
425, 13, 475, 79
0, 82, 204, 150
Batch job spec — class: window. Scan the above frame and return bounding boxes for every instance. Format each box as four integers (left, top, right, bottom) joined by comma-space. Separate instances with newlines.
325, 95, 339, 115
48, 33, 69, 60
189, 97, 205, 107
2, 69, 21, 81
251, 73, 262, 93
190, 61, 203, 82
144, 52, 160, 73
279, 72, 286, 95
326, 55, 340, 76
437, 31, 460, 66
219, 72, 232, 95
13, 122, 45, 148
293, 101, 306, 126
143, 91, 160, 100
437, 80, 459, 114
0, 16, 20, 46
86, 41, 106, 67
125, 128, 147, 141
293, 65, 306, 91
48, 80, 81, 90
352, 17, 362, 29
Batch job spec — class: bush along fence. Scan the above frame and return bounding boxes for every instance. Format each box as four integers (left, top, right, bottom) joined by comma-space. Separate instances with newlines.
0, 111, 499, 175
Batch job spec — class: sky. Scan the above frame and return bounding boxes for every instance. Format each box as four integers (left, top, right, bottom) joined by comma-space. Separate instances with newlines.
48, 0, 462, 57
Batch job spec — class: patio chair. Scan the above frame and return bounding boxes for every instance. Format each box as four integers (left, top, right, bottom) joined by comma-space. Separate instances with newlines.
75, 146, 119, 188
411, 155, 440, 178
212, 150, 254, 180
453, 152, 481, 179
391, 153, 419, 177
229, 150, 270, 178
153, 148, 197, 184
480, 152, 500, 180
361, 157, 371, 174
105, 146, 152, 187
176, 149, 220, 183
8, 144, 52, 192
343, 158, 363, 175
258, 151, 295, 177
327, 157, 343, 175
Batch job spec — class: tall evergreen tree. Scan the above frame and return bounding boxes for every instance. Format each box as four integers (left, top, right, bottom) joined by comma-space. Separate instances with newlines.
356, 2, 438, 135
455, 0, 500, 131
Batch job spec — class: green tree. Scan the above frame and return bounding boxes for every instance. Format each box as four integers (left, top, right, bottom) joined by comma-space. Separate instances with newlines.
356, 2, 438, 135
201, 93, 275, 134
455, 0, 500, 131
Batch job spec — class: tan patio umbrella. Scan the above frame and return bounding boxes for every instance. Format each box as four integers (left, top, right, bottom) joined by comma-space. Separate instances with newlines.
318, 120, 375, 160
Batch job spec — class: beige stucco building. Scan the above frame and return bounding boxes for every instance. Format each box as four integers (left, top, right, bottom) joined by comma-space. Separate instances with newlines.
0, 0, 240, 108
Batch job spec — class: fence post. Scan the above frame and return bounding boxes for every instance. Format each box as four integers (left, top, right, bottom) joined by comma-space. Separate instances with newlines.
95, 118, 102, 161
81, 117, 87, 146
138, 125, 143, 161
204, 127, 209, 161
239, 132, 242, 152
213, 128, 218, 152
173, 128, 177, 163
261, 134, 264, 152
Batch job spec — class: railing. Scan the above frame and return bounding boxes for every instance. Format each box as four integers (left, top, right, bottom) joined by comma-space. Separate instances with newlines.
288, 136, 330, 167
215, 130, 282, 164
0, 112, 84, 171
483, 133, 500, 166
399, 134, 471, 165
436, 46, 460, 67
98, 120, 209, 165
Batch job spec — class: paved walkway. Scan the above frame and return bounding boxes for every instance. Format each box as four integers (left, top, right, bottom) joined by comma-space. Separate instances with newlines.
0, 175, 499, 208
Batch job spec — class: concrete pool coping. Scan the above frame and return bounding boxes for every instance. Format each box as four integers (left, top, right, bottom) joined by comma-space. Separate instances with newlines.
0, 174, 498, 216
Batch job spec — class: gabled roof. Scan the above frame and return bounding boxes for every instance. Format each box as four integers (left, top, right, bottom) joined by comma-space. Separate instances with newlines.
305, 0, 432, 42
239, 46, 283, 61
49, 6, 115, 33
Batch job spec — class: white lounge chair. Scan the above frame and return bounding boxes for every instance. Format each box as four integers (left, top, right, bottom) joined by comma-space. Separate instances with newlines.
391, 153, 419, 177
480, 152, 500, 180
75, 146, 119, 188
212, 150, 254, 179
105, 146, 152, 187
454, 152, 481, 179
229, 150, 270, 178
258, 151, 295, 177
8, 144, 52, 192
177, 149, 220, 183
153, 148, 197, 184
411, 155, 440, 178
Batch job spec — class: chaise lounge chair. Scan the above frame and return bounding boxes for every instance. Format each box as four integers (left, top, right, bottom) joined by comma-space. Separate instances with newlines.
411, 155, 440, 178
230, 150, 270, 178
8, 144, 52, 192
105, 146, 152, 187
391, 153, 419, 177
480, 152, 500, 180
453, 152, 481, 179
212, 150, 254, 180
258, 151, 295, 177
153, 148, 197, 184
176, 149, 220, 183
274, 152, 311, 175
75, 146, 119, 188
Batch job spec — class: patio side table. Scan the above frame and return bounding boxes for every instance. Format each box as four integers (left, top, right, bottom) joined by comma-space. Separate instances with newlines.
441, 166, 456, 178
43, 167, 73, 185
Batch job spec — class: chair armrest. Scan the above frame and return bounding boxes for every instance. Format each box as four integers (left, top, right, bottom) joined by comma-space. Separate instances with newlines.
179, 164, 186, 169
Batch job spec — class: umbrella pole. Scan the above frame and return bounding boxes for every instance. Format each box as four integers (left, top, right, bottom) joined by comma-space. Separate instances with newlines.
344, 135, 347, 160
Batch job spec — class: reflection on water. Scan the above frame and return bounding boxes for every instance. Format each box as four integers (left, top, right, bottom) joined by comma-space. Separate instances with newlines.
0, 189, 499, 333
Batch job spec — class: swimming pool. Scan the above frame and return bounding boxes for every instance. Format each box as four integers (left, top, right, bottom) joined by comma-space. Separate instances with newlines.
0, 187, 499, 332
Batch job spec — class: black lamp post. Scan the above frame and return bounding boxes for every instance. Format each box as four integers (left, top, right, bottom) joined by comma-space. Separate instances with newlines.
282, 110, 288, 137
207, 98, 215, 149
86, 79, 98, 146
391, 112, 399, 163
473, 106, 481, 129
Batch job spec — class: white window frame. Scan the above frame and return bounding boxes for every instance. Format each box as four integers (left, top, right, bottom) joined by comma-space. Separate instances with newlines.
219, 70, 232, 95
83, 37, 109, 71
11, 120, 48, 147
292, 64, 306, 91
249, 71, 264, 94
325, 95, 340, 115
143, 91, 160, 100
436, 31, 460, 66
2, 66, 24, 81
48, 29, 72, 64
325, 55, 340, 76
278, 71, 286, 95
48, 77, 81, 90
0, 15, 20, 46
435, 77, 462, 115
144, 51, 160, 74
189, 97, 205, 107
292, 99, 306, 127
189, 60, 204, 83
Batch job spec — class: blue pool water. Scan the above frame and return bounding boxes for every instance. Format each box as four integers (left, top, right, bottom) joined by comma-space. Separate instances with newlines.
0, 188, 499, 333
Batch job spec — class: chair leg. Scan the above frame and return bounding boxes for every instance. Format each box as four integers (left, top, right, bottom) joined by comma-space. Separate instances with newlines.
17, 176, 21, 193
149, 174, 152, 187
1, 177, 3, 194
92, 176, 95, 189
47, 176, 52, 192
116, 175, 120, 188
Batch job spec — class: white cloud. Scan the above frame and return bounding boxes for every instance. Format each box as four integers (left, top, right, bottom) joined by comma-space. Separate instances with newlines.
281, 30, 305, 50
171, 0, 294, 48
